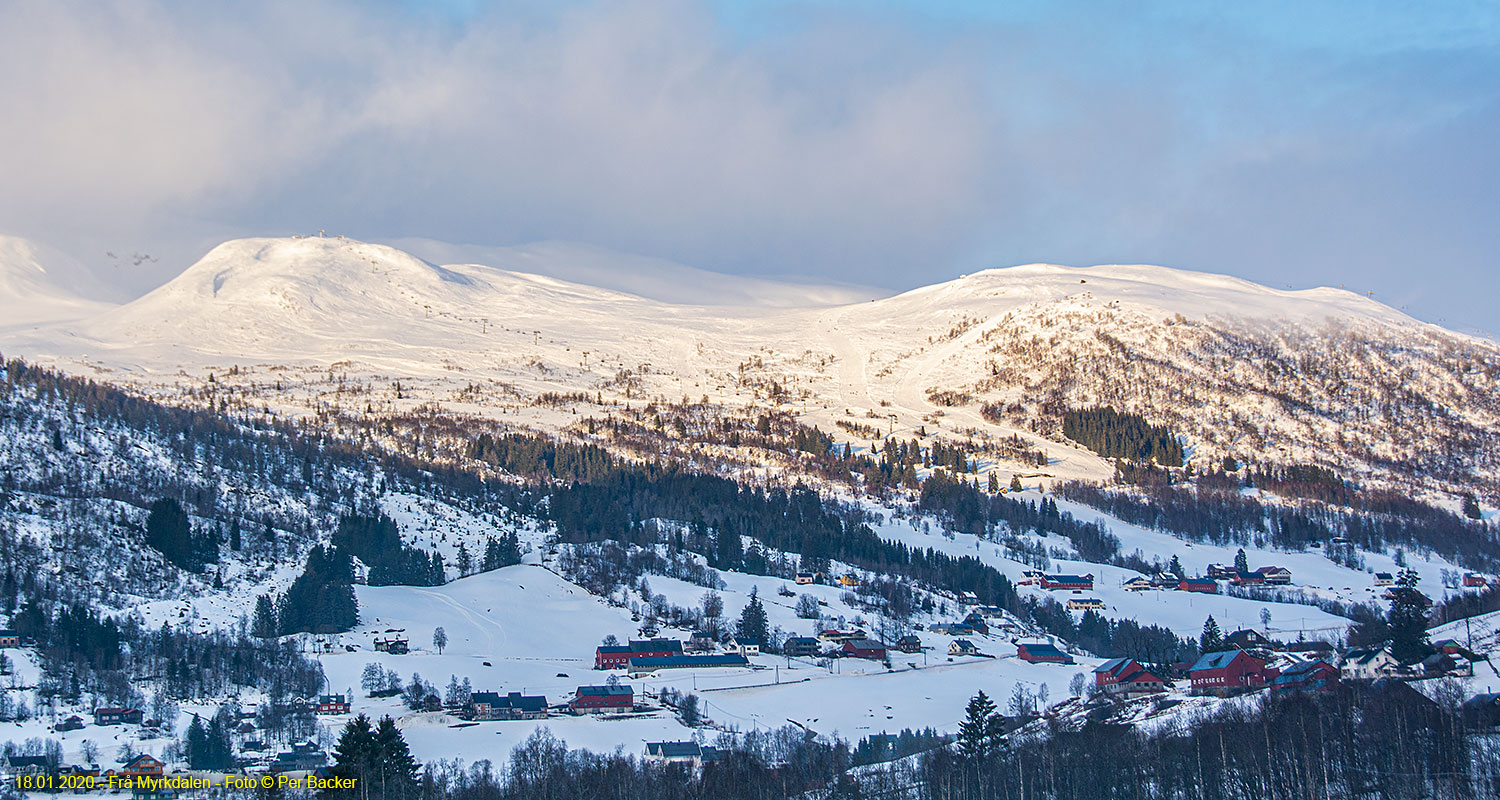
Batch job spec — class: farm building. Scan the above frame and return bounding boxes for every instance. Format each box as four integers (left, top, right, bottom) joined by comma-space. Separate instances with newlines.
1178, 577, 1218, 594
1017, 642, 1074, 665
627, 654, 749, 677
315, 694, 350, 715
570, 685, 634, 714
645, 741, 720, 766
784, 637, 821, 657
1039, 574, 1094, 591
1189, 650, 1270, 695
842, 639, 888, 660
596, 638, 684, 669
896, 635, 923, 653
1271, 660, 1339, 693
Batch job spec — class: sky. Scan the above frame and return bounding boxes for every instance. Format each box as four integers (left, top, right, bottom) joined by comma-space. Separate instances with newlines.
0, 0, 1496, 332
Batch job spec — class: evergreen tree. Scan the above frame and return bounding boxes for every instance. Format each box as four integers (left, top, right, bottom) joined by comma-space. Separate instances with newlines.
251, 595, 278, 639
1462, 492, 1482, 520
1169, 555, 1184, 578
737, 588, 769, 645
1009, 475, 1023, 493
329, 714, 377, 796
372, 716, 419, 800
1200, 616, 1223, 652
278, 545, 358, 635
957, 690, 1002, 759
1388, 569, 1433, 664
1234, 548, 1249, 573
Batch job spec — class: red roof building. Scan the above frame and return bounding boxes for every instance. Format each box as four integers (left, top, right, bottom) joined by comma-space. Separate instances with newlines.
842, 639, 888, 660
1178, 578, 1219, 594
1189, 650, 1271, 695
570, 685, 634, 713
1017, 642, 1074, 664
1039, 574, 1095, 591
596, 638, 683, 669
1092, 658, 1167, 699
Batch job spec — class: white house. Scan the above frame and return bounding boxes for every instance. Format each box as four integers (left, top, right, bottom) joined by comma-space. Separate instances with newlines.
1341, 648, 1401, 680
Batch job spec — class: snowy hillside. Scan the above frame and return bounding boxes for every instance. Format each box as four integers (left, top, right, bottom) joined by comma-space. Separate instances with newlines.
0, 235, 118, 328
4, 235, 1497, 502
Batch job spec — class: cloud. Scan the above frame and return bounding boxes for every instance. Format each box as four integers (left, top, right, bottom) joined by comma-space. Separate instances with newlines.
0, 0, 1496, 332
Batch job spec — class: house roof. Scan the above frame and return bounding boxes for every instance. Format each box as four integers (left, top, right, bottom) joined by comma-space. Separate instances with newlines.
8, 755, 48, 767
1018, 642, 1068, 658
0, 629, 18, 637
1189, 650, 1257, 672
785, 636, 818, 644
123, 754, 163, 769
952, 639, 976, 649
843, 638, 887, 650
1344, 647, 1393, 665
1045, 574, 1093, 583
627, 654, 749, 669
471, 691, 547, 711
577, 684, 633, 697
646, 741, 721, 761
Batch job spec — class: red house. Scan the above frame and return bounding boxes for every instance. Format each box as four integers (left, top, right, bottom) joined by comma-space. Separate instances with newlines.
596, 638, 683, 669
1039, 574, 1094, 591
1464, 573, 1488, 588
1093, 658, 1167, 699
316, 694, 350, 715
842, 639, 888, 660
1189, 650, 1270, 695
1270, 660, 1339, 694
570, 684, 634, 713
1017, 642, 1074, 664
1231, 571, 1265, 587
1178, 577, 1218, 594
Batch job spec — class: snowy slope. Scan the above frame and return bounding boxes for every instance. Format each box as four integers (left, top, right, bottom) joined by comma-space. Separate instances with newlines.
0, 235, 118, 328
6, 235, 1495, 498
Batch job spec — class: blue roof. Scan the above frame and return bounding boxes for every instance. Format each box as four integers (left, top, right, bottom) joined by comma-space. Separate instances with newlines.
577, 684, 633, 697
1046, 574, 1093, 583
1019, 642, 1068, 657
1189, 650, 1247, 672
1093, 657, 1130, 674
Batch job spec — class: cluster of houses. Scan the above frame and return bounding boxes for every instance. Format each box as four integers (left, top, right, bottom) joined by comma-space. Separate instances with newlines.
1116, 565, 1294, 595
373, 635, 410, 654
1092, 630, 1487, 702
794, 571, 862, 588
464, 682, 644, 721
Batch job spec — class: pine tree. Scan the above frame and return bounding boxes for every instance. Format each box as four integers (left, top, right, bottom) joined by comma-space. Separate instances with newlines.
1234, 548, 1249, 573
737, 588, 769, 645
372, 716, 419, 800
1462, 492, 1482, 520
330, 714, 377, 795
1388, 569, 1432, 664
252, 595, 278, 639
1009, 475, 1023, 492
1169, 555, 1185, 578
1200, 616, 1223, 652
957, 690, 1002, 759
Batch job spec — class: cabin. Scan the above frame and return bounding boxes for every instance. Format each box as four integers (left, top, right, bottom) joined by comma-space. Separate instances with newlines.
1464, 573, 1488, 588
1178, 577, 1218, 594
842, 639, 888, 661
1039, 574, 1094, 591
1093, 658, 1167, 699
596, 638, 684, 669
688, 631, 716, 652
0, 629, 19, 648
895, 635, 923, 654
469, 691, 548, 720
928, 622, 975, 636
1341, 648, 1401, 681
645, 741, 720, 766
1373, 572, 1395, 586
1256, 566, 1292, 585
93, 707, 144, 726
1152, 572, 1179, 588
818, 629, 866, 643
374, 636, 409, 654
726, 637, 761, 657
570, 685, 633, 714
1122, 576, 1154, 592
1189, 650, 1270, 695
627, 654, 749, 677
1206, 564, 1237, 580
784, 636, 821, 657
839, 574, 861, 588
1270, 660, 1339, 693
949, 639, 980, 656
1017, 642, 1073, 665
55, 714, 85, 732
1231, 570, 1266, 587
961, 612, 990, 634
1067, 598, 1105, 611
316, 694, 349, 715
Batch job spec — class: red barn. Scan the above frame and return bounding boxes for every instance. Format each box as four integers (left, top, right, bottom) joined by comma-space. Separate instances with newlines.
596, 638, 683, 669
1039, 574, 1094, 591
1017, 642, 1074, 664
1178, 577, 1218, 594
570, 684, 634, 713
1189, 650, 1269, 695
1464, 573, 1488, 588
842, 639, 888, 660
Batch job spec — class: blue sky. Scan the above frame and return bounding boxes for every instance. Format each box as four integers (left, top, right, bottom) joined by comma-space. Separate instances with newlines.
2, 0, 1496, 331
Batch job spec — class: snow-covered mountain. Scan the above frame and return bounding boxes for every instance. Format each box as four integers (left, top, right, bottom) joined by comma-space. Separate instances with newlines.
3, 235, 1497, 500
0, 235, 119, 328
